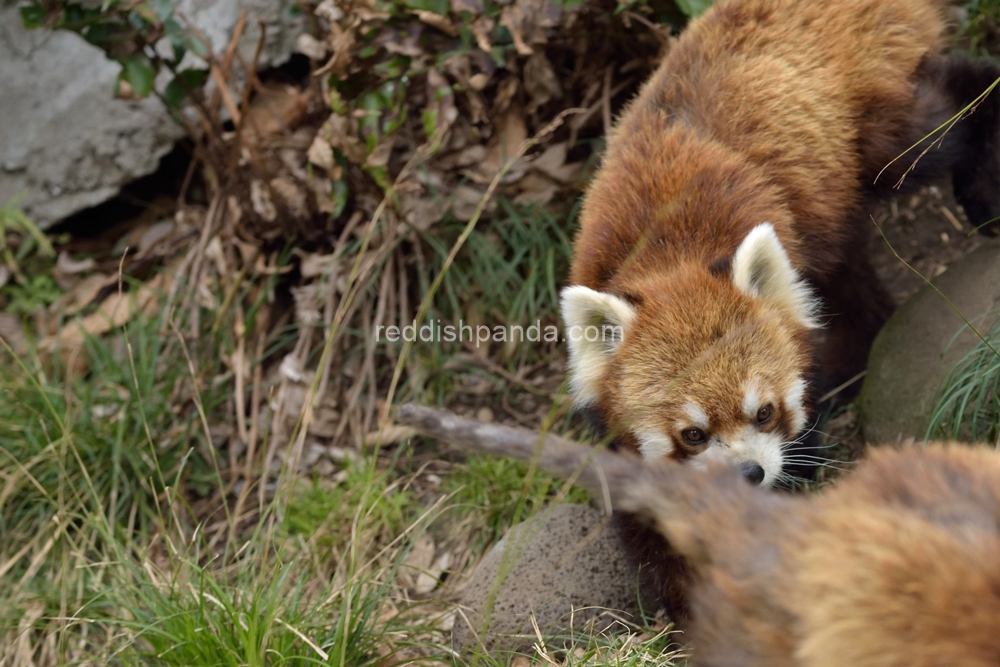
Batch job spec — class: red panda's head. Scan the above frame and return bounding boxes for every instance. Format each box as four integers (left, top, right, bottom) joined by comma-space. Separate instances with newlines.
561, 223, 819, 487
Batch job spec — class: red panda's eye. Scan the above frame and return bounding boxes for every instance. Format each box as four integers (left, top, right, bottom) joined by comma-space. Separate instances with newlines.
757, 404, 774, 425
683, 428, 707, 445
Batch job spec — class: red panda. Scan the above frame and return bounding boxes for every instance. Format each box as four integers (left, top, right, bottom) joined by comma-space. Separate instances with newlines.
399, 403, 1000, 667
560, 0, 1000, 621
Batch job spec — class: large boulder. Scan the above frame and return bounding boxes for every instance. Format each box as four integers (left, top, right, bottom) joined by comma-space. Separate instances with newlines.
0, 0, 303, 228
453, 503, 655, 656
859, 239, 1000, 443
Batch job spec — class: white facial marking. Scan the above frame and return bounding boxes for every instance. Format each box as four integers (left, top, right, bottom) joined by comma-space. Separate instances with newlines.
784, 377, 808, 435
687, 426, 784, 488
681, 401, 709, 430
636, 428, 675, 459
742, 379, 764, 419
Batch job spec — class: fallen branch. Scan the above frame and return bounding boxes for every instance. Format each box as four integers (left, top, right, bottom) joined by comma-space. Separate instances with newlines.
396, 402, 678, 518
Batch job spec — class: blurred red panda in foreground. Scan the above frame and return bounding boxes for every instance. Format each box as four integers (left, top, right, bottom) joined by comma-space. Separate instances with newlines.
560, 0, 1000, 619
399, 404, 1000, 667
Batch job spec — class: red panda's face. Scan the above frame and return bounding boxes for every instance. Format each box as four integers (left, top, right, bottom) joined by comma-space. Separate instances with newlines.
562, 224, 818, 488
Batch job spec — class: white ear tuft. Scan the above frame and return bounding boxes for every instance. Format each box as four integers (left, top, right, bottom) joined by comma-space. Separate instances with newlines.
560, 285, 636, 406
732, 223, 819, 329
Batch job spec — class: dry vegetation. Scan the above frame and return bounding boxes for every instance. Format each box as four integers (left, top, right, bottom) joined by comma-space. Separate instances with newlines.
2, 0, 1000, 665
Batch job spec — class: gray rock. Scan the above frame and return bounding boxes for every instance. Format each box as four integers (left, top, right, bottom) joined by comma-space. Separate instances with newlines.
453, 504, 654, 656
859, 239, 1000, 443
0, 0, 303, 228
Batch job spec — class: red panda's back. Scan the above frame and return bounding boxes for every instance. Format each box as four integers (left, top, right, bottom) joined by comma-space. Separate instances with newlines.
574, 0, 947, 288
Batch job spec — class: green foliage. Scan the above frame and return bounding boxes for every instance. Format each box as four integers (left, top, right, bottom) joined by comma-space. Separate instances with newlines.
100, 544, 409, 667
961, 0, 1000, 55
0, 198, 60, 315
425, 200, 577, 346
2, 273, 61, 315
674, 0, 713, 16
0, 311, 219, 550
929, 312, 1000, 443
20, 0, 209, 107
444, 453, 588, 547
284, 459, 415, 551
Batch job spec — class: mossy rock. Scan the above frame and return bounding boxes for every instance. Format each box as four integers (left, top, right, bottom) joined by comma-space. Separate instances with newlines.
859, 239, 1000, 443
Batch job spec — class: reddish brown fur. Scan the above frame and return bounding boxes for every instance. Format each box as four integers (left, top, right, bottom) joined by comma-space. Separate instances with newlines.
572, 0, 949, 409
681, 445, 1000, 666
567, 0, 1000, 627
398, 405, 1000, 665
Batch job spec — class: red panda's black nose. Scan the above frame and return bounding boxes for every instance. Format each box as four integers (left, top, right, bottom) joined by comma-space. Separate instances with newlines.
741, 463, 765, 485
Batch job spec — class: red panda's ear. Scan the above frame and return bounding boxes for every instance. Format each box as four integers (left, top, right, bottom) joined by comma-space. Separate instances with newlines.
732, 223, 820, 329
560, 285, 636, 406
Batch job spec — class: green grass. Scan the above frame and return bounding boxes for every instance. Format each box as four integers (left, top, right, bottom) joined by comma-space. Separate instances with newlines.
960, 0, 1000, 55
0, 265, 609, 666
283, 459, 415, 554
0, 306, 450, 665
421, 200, 576, 352
0, 314, 220, 545
444, 453, 590, 549
928, 309, 1000, 443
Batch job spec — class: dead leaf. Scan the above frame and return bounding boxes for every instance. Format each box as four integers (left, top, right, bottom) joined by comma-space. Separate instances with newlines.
297, 250, 340, 279
316, 20, 357, 78
470, 15, 494, 52
269, 177, 310, 219
400, 193, 445, 231
56, 251, 96, 276
39, 270, 172, 357
241, 84, 310, 149
137, 219, 176, 255
523, 50, 563, 113
415, 551, 452, 594
450, 0, 484, 13
468, 72, 490, 91
467, 105, 528, 184
250, 180, 277, 222
451, 184, 495, 221
513, 172, 559, 206
414, 9, 459, 36
400, 535, 435, 589
48, 272, 116, 318
352, 0, 391, 22
307, 136, 335, 170
365, 138, 394, 169
308, 399, 342, 438
379, 24, 426, 57
363, 425, 418, 447
500, 0, 562, 56
529, 141, 584, 183
424, 68, 458, 140
318, 114, 366, 164
296, 33, 329, 60
314, 0, 344, 22
279, 352, 310, 384
437, 144, 487, 170
291, 283, 323, 325
0, 313, 26, 355
492, 75, 520, 116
